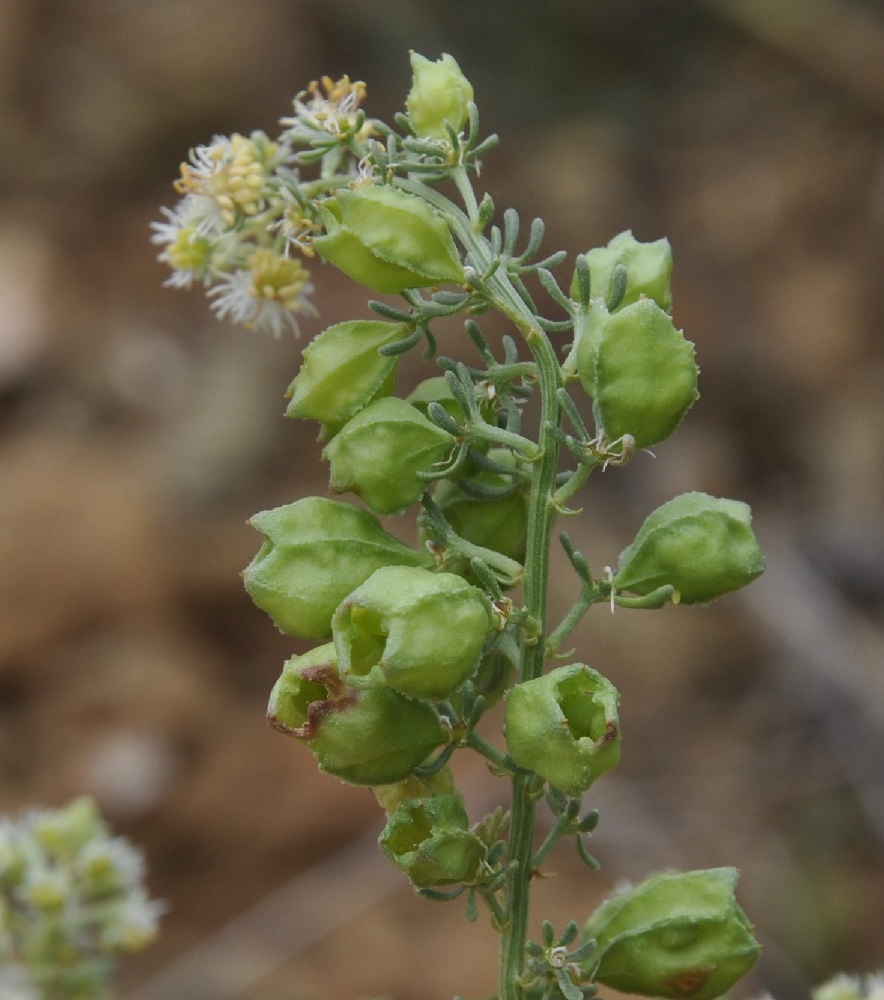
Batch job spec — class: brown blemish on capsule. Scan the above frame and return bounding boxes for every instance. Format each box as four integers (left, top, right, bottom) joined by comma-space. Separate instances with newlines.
599, 721, 619, 746
266, 665, 356, 740
665, 967, 712, 997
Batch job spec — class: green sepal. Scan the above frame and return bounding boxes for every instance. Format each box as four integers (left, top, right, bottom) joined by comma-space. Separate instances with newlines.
379, 793, 486, 888
571, 230, 673, 313
314, 185, 464, 294
324, 396, 453, 515
243, 497, 428, 640
613, 492, 765, 605
286, 320, 406, 438
267, 643, 446, 786
406, 52, 474, 140
582, 868, 761, 1000
407, 375, 467, 425
504, 663, 621, 797
578, 298, 699, 449
332, 565, 493, 700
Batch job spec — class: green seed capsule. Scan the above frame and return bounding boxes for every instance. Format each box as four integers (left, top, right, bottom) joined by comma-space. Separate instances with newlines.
613, 492, 765, 605
267, 643, 446, 786
324, 396, 453, 515
333, 565, 493, 700
429, 449, 528, 569
571, 230, 673, 312
407, 376, 468, 425
504, 664, 621, 797
470, 649, 515, 708
314, 185, 465, 294
379, 793, 486, 888
286, 320, 406, 438
578, 298, 699, 449
243, 497, 427, 640
582, 868, 761, 1000
406, 52, 474, 140
372, 766, 457, 815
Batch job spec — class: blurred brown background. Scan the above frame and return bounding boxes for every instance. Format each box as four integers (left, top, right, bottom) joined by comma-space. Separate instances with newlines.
1, 1, 883, 998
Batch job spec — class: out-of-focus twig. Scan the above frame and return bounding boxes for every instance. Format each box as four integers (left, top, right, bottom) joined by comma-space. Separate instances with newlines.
705, 0, 884, 115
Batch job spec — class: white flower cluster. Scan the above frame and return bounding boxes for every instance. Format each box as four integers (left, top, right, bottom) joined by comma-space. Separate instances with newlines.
813, 973, 884, 1000
153, 76, 373, 337
0, 797, 163, 999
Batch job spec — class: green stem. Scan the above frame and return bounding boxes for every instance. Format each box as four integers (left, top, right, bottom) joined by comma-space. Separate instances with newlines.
496, 327, 562, 1000
531, 810, 574, 873
465, 731, 520, 774
546, 586, 606, 658
395, 172, 566, 1000
551, 461, 597, 510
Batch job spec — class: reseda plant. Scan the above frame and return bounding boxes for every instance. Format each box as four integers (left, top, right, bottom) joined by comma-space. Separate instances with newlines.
154, 52, 766, 1000
0, 797, 162, 1000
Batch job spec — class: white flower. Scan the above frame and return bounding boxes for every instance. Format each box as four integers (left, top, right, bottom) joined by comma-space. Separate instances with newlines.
174, 133, 278, 231
281, 75, 370, 141
814, 974, 864, 1000
208, 249, 316, 337
101, 890, 166, 951
14, 857, 70, 912
77, 835, 146, 893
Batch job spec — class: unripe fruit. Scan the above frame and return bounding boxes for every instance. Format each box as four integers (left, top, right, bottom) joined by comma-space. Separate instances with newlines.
333, 565, 493, 700
243, 497, 427, 639
314, 185, 464, 294
324, 396, 453, 515
379, 793, 486, 888
504, 663, 621, 797
613, 492, 765, 605
267, 643, 446, 786
429, 449, 528, 569
577, 298, 698, 450
286, 320, 405, 438
372, 766, 456, 815
571, 230, 673, 312
406, 52, 474, 140
583, 867, 761, 1000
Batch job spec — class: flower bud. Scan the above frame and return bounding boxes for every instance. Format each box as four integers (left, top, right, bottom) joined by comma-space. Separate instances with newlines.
323, 396, 453, 515
613, 492, 765, 605
379, 793, 486, 888
333, 565, 493, 700
286, 320, 405, 438
267, 643, 446, 785
406, 52, 474, 140
582, 867, 761, 1000
504, 664, 621, 797
243, 497, 427, 639
429, 449, 528, 567
577, 298, 699, 449
571, 230, 673, 312
314, 185, 464, 294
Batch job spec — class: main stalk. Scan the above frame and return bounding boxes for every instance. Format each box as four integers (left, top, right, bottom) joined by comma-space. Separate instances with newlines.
495, 315, 563, 1000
